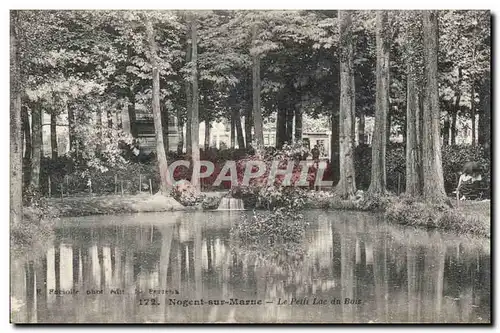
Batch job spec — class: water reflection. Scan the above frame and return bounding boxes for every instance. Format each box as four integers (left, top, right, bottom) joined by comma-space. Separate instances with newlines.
11, 211, 490, 323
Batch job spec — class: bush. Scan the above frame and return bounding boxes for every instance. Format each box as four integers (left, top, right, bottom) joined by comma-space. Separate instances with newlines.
36, 143, 490, 198
171, 180, 202, 206
230, 185, 260, 208
201, 196, 222, 210
39, 155, 160, 196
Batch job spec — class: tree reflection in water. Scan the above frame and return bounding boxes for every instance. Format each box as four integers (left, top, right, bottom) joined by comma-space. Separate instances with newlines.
10, 211, 490, 323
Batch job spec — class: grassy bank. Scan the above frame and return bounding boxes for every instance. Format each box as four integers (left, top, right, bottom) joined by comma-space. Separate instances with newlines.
11, 207, 56, 258
18, 191, 490, 240
299, 191, 490, 237
41, 192, 196, 217
383, 198, 490, 238
12, 193, 198, 257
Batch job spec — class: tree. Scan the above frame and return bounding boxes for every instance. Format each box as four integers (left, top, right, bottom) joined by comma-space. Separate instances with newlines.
334, 11, 357, 198
405, 62, 422, 196
478, 72, 490, 148
251, 22, 264, 147
10, 10, 23, 225
160, 98, 169, 153
21, 105, 31, 187
421, 11, 448, 204
30, 104, 42, 191
352, 11, 376, 147
185, 23, 193, 153
439, 11, 490, 147
367, 11, 389, 195
400, 11, 424, 197
145, 16, 170, 193
204, 120, 211, 150
190, 14, 201, 191
50, 111, 58, 159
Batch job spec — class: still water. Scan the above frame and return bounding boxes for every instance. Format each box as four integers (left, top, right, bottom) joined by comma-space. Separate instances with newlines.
11, 211, 490, 323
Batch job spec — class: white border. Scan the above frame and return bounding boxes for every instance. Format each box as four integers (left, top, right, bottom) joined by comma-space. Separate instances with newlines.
1, 1, 497, 332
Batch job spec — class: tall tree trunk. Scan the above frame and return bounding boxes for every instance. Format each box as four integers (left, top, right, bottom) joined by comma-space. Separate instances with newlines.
285, 107, 294, 144
116, 102, 123, 130
331, 105, 340, 185
10, 10, 22, 225
478, 73, 490, 148
230, 111, 236, 149
276, 107, 287, 148
67, 103, 75, 151
422, 11, 448, 204
204, 120, 211, 150
146, 18, 170, 194
30, 104, 42, 191
386, 112, 391, 144
418, 90, 424, 189
21, 104, 32, 189
405, 62, 422, 196
358, 112, 365, 145
50, 112, 58, 159
442, 113, 450, 146
251, 23, 264, 147
244, 107, 252, 148
235, 110, 245, 149
450, 111, 458, 145
160, 100, 169, 153
127, 47, 138, 138
294, 107, 303, 142
185, 27, 193, 153
477, 85, 485, 147
334, 10, 357, 198
451, 67, 462, 145
470, 82, 476, 146
190, 16, 201, 191
330, 61, 341, 185
22, 105, 31, 160
176, 110, 184, 154
368, 11, 389, 195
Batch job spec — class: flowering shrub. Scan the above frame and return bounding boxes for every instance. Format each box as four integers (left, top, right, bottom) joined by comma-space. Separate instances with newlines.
257, 186, 308, 210
171, 180, 202, 206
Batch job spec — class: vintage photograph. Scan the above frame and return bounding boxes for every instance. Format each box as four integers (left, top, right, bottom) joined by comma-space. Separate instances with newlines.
9, 9, 491, 324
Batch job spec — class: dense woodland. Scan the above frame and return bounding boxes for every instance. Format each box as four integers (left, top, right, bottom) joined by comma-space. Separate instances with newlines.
10, 10, 491, 224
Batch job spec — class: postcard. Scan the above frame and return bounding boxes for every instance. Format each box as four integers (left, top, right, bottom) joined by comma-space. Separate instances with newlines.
9, 9, 491, 324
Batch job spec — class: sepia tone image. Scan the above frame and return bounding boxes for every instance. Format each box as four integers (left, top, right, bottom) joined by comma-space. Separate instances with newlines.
9, 9, 491, 324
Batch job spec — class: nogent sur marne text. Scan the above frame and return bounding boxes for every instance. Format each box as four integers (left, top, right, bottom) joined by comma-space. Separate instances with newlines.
44, 289, 362, 307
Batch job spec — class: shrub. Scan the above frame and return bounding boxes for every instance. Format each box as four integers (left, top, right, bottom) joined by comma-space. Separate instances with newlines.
36, 144, 490, 198
171, 180, 202, 206
201, 196, 222, 210
230, 185, 260, 208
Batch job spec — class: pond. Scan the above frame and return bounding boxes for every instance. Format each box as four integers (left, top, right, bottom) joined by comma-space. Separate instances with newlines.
11, 210, 490, 324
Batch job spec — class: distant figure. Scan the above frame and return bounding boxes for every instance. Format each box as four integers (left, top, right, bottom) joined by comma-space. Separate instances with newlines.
456, 161, 483, 200
311, 145, 320, 162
